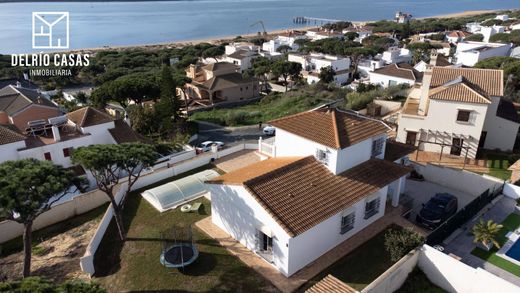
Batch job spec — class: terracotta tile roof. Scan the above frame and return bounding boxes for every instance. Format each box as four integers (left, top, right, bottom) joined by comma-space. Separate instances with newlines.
210, 156, 411, 237
372, 63, 421, 81
201, 73, 257, 91
0, 124, 25, 145
67, 106, 113, 127
496, 99, 520, 123
384, 140, 416, 162
508, 159, 520, 171
428, 82, 490, 104
207, 157, 303, 185
108, 119, 153, 144
447, 31, 472, 38
269, 108, 389, 149
430, 67, 503, 97
202, 62, 238, 72
0, 85, 57, 115
306, 275, 357, 293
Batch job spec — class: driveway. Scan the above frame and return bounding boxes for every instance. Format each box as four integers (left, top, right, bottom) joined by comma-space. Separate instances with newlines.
404, 179, 477, 223
193, 121, 270, 147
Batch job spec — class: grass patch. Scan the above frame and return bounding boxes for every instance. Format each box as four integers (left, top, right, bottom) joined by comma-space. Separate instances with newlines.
483, 153, 520, 180
396, 267, 445, 293
0, 203, 108, 257
471, 213, 520, 276
94, 166, 277, 292
302, 225, 403, 291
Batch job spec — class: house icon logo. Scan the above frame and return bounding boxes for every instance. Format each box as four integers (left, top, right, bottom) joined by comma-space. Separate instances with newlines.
32, 12, 69, 49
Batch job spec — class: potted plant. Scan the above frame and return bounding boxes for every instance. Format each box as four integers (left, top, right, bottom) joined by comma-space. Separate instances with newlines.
472, 219, 503, 251
515, 198, 520, 215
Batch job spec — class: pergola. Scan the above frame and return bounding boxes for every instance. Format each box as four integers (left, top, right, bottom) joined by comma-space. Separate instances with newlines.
415, 129, 476, 169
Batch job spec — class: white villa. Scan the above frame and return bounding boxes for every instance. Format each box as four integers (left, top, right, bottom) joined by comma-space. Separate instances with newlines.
382, 46, 412, 64
306, 27, 344, 41
397, 63, 520, 159
481, 25, 505, 43
446, 31, 472, 44
288, 52, 351, 85
454, 41, 512, 67
262, 31, 307, 54
369, 62, 421, 88
223, 43, 260, 72
342, 26, 373, 43
207, 107, 412, 277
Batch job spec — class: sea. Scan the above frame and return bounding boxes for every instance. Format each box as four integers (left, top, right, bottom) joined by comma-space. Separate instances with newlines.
0, 0, 519, 53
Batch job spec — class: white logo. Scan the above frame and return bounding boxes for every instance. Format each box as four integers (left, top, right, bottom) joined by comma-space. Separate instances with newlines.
32, 12, 69, 49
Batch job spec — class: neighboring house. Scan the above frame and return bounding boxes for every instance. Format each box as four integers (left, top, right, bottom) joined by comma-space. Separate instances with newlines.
496, 14, 509, 21
224, 43, 260, 72
0, 106, 147, 167
511, 23, 520, 31
414, 54, 452, 72
446, 31, 472, 44
0, 85, 61, 131
181, 62, 259, 107
481, 25, 505, 42
369, 63, 421, 87
262, 30, 307, 54
466, 22, 483, 34
397, 65, 519, 159
511, 47, 520, 59
357, 57, 385, 77
306, 27, 344, 41
432, 42, 453, 56
0, 78, 37, 90
207, 107, 411, 277
342, 26, 373, 43
288, 52, 351, 85
395, 11, 412, 24
454, 41, 512, 67
382, 46, 412, 64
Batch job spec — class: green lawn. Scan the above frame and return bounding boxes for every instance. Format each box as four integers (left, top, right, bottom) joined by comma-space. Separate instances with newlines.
301, 225, 402, 291
94, 166, 277, 292
471, 213, 520, 276
0, 203, 108, 257
396, 267, 446, 293
483, 153, 520, 180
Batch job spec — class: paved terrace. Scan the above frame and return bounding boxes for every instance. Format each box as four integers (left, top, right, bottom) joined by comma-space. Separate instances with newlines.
411, 150, 489, 173
196, 205, 428, 293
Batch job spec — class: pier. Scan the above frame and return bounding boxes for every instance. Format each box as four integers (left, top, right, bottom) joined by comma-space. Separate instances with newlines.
293, 16, 344, 25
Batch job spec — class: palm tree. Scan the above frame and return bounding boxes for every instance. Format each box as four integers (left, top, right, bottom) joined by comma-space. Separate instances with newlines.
472, 219, 503, 251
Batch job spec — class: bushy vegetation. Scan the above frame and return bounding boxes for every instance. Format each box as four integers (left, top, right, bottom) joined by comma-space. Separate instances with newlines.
475, 57, 520, 102
396, 268, 445, 293
384, 228, 424, 262
0, 277, 105, 293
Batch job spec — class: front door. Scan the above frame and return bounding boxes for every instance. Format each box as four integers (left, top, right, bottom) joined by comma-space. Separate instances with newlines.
451, 138, 463, 156
257, 231, 273, 262
478, 131, 487, 149
406, 131, 417, 146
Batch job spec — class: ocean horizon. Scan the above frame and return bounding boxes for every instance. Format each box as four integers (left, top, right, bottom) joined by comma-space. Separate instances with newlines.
0, 0, 519, 54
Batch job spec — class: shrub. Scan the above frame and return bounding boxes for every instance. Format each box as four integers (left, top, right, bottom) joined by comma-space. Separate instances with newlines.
0, 277, 105, 293
384, 228, 425, 262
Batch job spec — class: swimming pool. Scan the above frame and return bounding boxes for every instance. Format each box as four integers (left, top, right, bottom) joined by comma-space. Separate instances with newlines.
505, 238, 520, 261
497, 230, 520, 266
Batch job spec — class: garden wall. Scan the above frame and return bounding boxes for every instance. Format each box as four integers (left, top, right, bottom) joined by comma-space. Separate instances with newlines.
503, 182, 520, 199
80, 142, 258, 276
412, 162, 504, 195
363, 245, 520, 293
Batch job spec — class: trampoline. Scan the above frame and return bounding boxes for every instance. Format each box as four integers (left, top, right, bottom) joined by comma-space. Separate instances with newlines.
160, 225, 199, 269
141, 169, 219, 212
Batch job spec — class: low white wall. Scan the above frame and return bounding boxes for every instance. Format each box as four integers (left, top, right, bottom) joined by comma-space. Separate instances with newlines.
80, 141, 258, 276
363, 245, 520, 293
0, 189, 109, 244
503, 183, 520, 199
412, 162, 504, 195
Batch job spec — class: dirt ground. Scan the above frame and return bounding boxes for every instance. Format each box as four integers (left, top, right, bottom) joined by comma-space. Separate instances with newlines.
0, 214, 102, 283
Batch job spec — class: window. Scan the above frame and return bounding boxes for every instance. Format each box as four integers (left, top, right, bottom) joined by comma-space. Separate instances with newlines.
315, 149, 329, 165
44, 152, 52, 161
63, 147, 72, 157
456, 110, 471, 122
340, 212, 355, 234
371, 138, 384, 157
364, 197, 381, 219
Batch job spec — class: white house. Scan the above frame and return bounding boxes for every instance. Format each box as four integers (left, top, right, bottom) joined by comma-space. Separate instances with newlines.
481, 25, 505, 43
446, 31, 472, 44
414, 54, 452, 72
496, 15, 509, 21
397, 64, 519, 159
262, 31, 307, 54
454, 41, 512, 67
343, 26, 373, 43
0, 106, 147, 167
382, 46, 412, 64
511, 23, 520, 31
357, 57, 385, 77
207, 107, 411, 277
224, 43, 260, 72
306, 27, 344, 41
466, 22, 483, 34
288, 52, 350, 85
369, 63, 421, 87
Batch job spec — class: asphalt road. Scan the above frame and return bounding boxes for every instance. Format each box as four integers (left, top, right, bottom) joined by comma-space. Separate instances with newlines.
191, 121, 272, 147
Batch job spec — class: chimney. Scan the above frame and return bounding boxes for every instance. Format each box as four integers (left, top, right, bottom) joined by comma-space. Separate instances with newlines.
51, 125, 61, 142
429, 52, 439, 66
418, 66, 433, 115
0, 111, 9, 125
187, 64, 197, 79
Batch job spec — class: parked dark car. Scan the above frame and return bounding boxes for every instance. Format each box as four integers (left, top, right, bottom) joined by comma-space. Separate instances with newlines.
416, 193, 458, 229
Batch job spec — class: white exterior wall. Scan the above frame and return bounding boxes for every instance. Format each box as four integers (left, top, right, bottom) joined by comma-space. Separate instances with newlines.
482, 96, 520, 151
335, 134, 387, 174
274, 128, 339, 174
80, 121, 116, 144
455, 42, 512, 67
397, 99, 489, 158
287, 189, 387, 276
17, 135, 93, 167
369, 72, 415, 88
0, 140, 26, 163
209, 184, 291, 276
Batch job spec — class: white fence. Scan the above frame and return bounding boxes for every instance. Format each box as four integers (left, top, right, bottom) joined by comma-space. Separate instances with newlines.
363, 245, 520, 293
503, 182, 520, 199
80, 141, 258, 276
258, 137, 276, 157
412, 162, 504, 195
